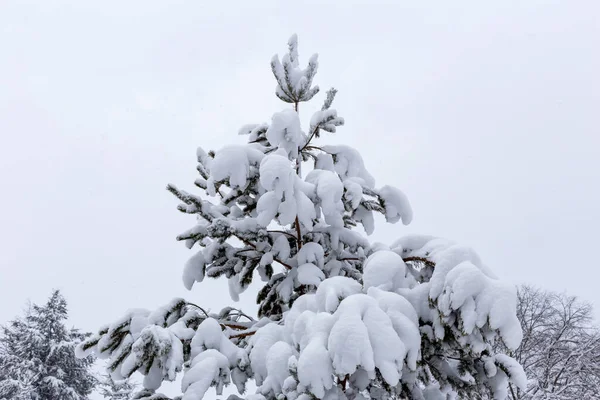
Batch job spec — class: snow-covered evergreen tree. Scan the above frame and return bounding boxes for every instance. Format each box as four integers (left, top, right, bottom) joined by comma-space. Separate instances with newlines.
99, 373, 137, 400
78, 35, 526, 400
0, 316, 37, 400
0, 290, 96, 400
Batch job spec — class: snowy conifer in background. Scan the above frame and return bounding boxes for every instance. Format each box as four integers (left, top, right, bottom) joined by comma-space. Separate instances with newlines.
0, 316, 36, 400
78, 35, 526, 400
99, 373, 138, 400
0, 290, 96, 400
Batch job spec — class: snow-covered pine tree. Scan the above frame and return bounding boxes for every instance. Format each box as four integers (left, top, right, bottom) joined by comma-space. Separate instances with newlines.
77, 35, 526, 400
0, 290, 96, 400
99, 373, 138, 400
0, 316, 37, 400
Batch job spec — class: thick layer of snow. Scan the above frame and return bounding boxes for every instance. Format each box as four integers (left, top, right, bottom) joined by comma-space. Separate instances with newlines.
259, 341, 294, 395
248, 275, 422, 398
321, 145, 375, 188
296, 242, 324, 267
378, 185, 413, 225
121, 325, 183, 389
362, 250, 410, 291
257, 149, 316, 229
182, 250, 206, 290
249, 324, 285, 386
305, 169, 344, 228
206, 145, 264, 195
394, 237, 523, 351
266, 110, 305, 158
182, 350, 229, 399
297, 263, 325, 286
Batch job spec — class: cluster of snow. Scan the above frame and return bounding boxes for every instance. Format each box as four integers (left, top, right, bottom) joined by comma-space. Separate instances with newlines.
257, 148, 315, 228
305, 169, 344, 228
295, 243, 326, 286
124, 326, 183, 391
78, 302, 198, 391
238, 123, 269, 142
309, 108, 344, 134
183, 319, 249, 399
483, 354, 527, 399
378, 185, 413, 225
206, 145, 264, 196
266, 110, 306, 158
182, 250, 206, 290
246, 275, 421, 399
321, 145, 376, 189
390, 235, 523, 352
362, 250, 411, 292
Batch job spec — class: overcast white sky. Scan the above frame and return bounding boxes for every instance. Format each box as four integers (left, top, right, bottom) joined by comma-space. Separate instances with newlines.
1, 0, 599, 397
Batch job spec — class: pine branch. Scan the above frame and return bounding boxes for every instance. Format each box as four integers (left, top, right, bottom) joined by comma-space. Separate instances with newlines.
402, 257, 436, 269
299, 125, 320, 152
185, 302, 210, 318
226, 308, 255, 322
304, 145, 326, 152
294, 216, 303, 250
233, 232, 293, 270
167, 184, 220, 222
228, 328, 259, 339
219, 321, 252, 331
321, 88, 337, 110
267, 230, 297, 239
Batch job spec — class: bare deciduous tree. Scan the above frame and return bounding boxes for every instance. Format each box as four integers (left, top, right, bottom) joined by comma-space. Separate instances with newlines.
501, 285, 600, 399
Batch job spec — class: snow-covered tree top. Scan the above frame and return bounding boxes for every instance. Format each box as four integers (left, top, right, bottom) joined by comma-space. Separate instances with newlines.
1, 290, 96, 400
79, 35, 525, 400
